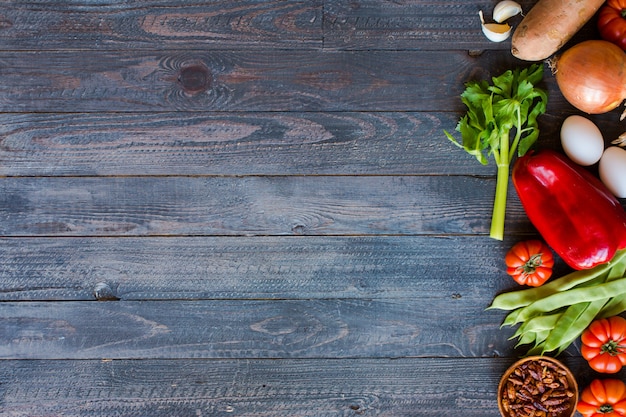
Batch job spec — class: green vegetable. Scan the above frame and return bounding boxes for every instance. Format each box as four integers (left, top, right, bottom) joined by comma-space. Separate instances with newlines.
489, 249, 626, 356
444, 64, 547, 240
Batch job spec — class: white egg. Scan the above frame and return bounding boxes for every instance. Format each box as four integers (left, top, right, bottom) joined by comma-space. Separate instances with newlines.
599, 146, 626, 198
560, 115, 604, 166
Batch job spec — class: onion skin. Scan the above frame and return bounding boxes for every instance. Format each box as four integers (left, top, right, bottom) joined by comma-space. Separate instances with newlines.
555, 40, 626, 114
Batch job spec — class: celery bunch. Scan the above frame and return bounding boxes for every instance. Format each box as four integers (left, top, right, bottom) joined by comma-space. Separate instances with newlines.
445, 64, 547, 240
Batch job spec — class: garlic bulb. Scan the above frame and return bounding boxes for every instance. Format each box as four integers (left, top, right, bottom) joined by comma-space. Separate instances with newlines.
493, 1, 522, 23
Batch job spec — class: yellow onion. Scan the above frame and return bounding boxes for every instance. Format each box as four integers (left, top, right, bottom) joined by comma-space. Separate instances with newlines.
555, 40, 626, 114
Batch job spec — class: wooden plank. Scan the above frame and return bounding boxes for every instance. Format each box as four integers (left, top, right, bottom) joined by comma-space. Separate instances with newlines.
0, 0, 589, 54
0, 175, 532, 237
323, 0, 601, 51
0, 111, 482, 176
1, 236, 571, 302
0, 299, 518, 359
0, 1, 322, 51
0, 358, 604, 416
1, 111, 623, 177
0, 49, 575, 112
323, 0, 511, 51
0, 358, 502, 416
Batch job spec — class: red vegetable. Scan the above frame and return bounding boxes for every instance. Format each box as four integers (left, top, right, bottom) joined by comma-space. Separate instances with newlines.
505, 240, 554, 287
512, 149, 626, 270
577, 379, 626, 417
581, 316, 626, 374
598, 0, 626, 50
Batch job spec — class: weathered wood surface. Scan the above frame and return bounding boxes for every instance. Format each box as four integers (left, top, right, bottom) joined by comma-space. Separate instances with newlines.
1, 111, 622, 177
0, 0, 531, 52
0, 358, 584, 417
0, 49, 578, 112
0, 299, 514, 359
0, 176, 532, 236
1, 358, 621, 416
4, 236, 570, 301
1, 0, 625, 415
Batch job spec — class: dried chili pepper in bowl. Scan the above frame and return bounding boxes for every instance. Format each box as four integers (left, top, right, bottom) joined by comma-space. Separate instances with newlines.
498, 356, 578, 417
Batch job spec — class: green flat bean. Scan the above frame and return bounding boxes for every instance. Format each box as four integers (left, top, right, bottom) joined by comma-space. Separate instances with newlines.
488, 248, 626, 311
607, 256, 626, 280
501, 271, 609, 326
510, 276, 626, 325
553, 299, 607, 356
540, 302, 591, 354
525, 330, 551, 356
594, 257, 626, 319
509, 311, 562, 340
599, 294, 626, 319
515, 329, 538, 348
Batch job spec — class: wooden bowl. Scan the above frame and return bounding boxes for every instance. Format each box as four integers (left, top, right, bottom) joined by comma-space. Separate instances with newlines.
497, 356, 578, 417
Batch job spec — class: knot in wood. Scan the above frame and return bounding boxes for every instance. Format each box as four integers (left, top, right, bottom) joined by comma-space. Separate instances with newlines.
93, 282, 119, 301
177, 64, 212, 95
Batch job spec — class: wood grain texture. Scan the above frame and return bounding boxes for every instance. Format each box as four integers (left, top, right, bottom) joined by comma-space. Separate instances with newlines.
0, 299, 517, 359
323, 0, 512, 51
323, 0, 601, 51
0, 49, 574, 112
0, 0, 322, 51
0, 111, 481, 176
1, 358, 611, 417
0, 0, 621, 415
0, 175, 531, 237
0, 236, 573, 302
0, 0, 574, 53
1, 111, 623, 177
0, 358, 509, 416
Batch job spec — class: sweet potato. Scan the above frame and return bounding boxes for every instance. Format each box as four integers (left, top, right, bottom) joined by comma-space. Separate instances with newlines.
511, 0, 605, 61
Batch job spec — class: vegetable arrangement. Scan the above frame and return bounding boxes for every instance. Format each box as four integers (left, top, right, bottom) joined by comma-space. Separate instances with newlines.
489, 249, 626, 356
444, 64, 547, 240
457, 2, 626, 414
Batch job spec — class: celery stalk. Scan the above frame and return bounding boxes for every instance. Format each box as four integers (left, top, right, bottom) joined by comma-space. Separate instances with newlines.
444, 64, 547, 240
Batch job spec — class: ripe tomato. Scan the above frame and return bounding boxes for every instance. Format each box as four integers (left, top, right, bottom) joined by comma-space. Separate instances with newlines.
577, 379, 626, 417
504, 240, 554, 287
598, 0, 626, 50
581, 316, 626, 373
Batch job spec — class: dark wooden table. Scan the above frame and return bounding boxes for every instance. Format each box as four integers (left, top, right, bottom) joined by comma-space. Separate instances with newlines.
1, 1, 624, 415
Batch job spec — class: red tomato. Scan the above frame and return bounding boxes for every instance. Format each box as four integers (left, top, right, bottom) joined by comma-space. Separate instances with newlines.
581, 316, 626, 374
598, 0, 626, 50
504, 240, 554, 287
577, 379, 626, 417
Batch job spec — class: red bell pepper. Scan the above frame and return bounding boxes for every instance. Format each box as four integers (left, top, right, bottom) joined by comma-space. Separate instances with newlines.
512, 149, 626, 270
